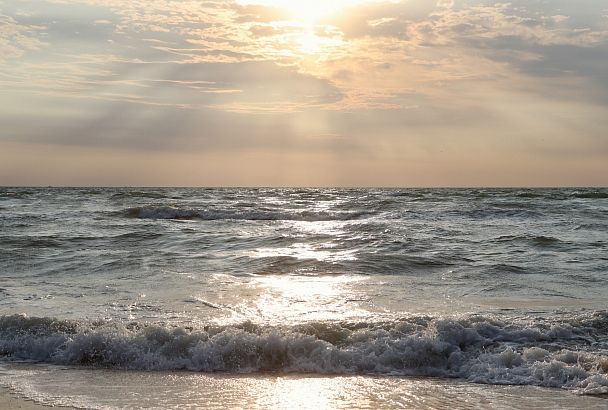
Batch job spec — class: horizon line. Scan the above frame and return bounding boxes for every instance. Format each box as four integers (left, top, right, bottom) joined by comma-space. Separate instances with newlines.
2, 185, 607, 189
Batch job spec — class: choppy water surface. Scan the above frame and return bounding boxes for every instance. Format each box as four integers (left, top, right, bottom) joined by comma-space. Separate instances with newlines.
1, 187, 607, 407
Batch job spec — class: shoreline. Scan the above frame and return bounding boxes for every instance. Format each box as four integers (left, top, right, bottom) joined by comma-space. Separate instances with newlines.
0, 387, 72, 409
2, 370, 607, 409
1, 387, 47, 409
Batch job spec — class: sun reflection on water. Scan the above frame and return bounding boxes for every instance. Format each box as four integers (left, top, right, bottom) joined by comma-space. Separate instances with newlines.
250, 243, 356, 262
251, 275, 370, 322
256, 376, 339, 409
285, 219, 349, 237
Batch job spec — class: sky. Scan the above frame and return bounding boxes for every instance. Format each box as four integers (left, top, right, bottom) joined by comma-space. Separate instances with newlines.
1, 0, 607, 187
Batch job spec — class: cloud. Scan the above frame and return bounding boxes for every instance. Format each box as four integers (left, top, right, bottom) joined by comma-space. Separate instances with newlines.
436, 0, 454, 9
10, 0, 606, 112
0, 14, 46, 61
232, 3, 291, 23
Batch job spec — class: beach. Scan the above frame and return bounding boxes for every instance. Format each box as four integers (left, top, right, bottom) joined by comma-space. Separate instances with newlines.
0, 387, 58, 409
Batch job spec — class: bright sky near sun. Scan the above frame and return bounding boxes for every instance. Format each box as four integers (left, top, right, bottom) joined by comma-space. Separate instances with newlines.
237, 0, 375, 24
1, 0, 607, 186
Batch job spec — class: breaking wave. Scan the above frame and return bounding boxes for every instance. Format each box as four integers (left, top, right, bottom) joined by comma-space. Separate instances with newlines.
495, 235, 566, 248
111, 191, 171, 200
1, 313, 608, 395
124, 206, 372, 221
572, 192, 608, 200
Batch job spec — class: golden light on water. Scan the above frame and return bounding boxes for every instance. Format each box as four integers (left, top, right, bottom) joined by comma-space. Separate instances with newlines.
251, 275, 370, 322
250, 244, 356, 262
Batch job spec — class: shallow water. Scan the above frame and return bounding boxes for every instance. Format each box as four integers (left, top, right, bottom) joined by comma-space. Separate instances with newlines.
1, 187, 607, 407
2, 364, 608, 410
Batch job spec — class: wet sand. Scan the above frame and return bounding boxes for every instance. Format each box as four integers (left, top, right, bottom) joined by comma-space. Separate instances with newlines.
0, 387, 65, 409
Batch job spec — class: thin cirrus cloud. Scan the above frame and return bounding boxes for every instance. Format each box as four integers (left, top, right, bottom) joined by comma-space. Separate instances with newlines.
0, 0, 607, 186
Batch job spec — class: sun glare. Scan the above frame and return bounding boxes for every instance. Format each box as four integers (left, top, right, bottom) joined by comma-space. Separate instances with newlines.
238, 0, 367, 24
238, 0, 365, 55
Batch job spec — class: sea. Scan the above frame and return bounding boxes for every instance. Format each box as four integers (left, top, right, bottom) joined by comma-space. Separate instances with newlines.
0, 187, 607, 409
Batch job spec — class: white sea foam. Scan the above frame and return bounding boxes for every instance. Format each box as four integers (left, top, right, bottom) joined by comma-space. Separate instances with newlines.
1, 313, 607, 395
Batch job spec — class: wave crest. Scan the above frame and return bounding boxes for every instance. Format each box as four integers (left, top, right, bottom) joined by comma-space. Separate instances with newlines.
125, 206, 371, 221
1, 313, 608, 394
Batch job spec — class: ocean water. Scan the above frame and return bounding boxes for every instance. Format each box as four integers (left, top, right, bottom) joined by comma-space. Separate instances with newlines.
0, 187, 607, 408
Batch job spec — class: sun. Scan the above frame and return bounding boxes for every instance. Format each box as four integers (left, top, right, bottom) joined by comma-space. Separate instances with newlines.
238, 0, 373, 55
237, 0, 367, 24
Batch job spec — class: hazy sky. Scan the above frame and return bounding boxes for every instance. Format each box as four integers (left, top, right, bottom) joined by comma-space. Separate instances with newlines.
1, 0, 607, 186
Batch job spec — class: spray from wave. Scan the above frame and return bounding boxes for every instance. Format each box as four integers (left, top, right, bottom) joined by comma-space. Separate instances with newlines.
1, 313, 607, 395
